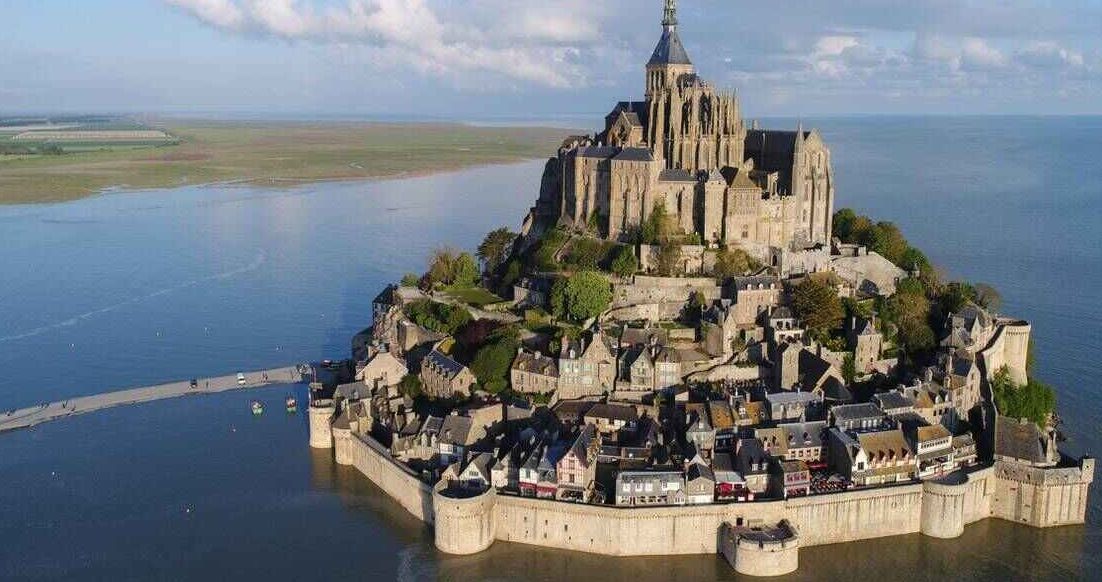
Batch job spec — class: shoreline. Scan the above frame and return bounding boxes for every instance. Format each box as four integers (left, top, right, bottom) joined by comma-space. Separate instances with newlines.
2, 156, 551, 209
0, 120, 570, 206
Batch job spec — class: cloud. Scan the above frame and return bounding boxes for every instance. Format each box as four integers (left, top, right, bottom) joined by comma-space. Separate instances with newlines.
1015, 41, 1085, 70
960, 38, 1007, 71
166, 0, 243, 29
164, 0, 607, 88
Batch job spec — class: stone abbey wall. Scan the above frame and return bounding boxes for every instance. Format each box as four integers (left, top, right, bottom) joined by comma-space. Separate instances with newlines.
321, 423, 1091, 572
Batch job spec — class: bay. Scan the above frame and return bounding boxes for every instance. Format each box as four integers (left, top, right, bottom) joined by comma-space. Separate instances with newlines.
0, 116, 1098, 580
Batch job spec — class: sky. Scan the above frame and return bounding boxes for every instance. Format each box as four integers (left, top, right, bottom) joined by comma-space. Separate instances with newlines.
2, 0, 1101, 119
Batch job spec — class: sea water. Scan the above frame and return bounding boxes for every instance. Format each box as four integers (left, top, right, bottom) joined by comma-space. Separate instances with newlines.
0, 116, 1098, 580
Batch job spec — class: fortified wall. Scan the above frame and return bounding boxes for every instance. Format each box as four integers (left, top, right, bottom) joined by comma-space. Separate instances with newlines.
310, 413, 1092, 576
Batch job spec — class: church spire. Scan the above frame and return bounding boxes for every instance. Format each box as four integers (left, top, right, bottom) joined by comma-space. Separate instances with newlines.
663, 0, 678, 29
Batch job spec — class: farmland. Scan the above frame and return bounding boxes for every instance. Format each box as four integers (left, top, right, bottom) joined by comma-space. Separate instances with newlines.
0, 118, 570, 204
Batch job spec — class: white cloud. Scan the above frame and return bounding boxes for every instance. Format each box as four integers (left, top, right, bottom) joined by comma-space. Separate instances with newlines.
167, 0, 244, 29
164, 0, 603, 88
960, 38, 1006, 71
1016, 41, 1085, 69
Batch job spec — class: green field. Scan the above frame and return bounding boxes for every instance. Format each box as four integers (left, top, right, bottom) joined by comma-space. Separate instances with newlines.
443, 286, 506, 307
0, 120, 571, 204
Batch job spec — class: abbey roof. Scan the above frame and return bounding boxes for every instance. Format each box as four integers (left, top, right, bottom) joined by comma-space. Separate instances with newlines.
649, 26, 693, 66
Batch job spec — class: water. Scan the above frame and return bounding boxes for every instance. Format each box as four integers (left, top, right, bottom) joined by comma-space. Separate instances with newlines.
0, 117, 1099, 580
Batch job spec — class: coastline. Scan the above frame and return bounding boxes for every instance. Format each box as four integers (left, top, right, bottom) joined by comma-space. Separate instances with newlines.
0, 121, 571, 205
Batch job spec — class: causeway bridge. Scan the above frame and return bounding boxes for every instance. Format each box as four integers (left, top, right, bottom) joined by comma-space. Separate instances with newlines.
0, 365, 308, 433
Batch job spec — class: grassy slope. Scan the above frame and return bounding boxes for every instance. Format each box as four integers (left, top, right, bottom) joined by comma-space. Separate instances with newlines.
0, 121, 569, 204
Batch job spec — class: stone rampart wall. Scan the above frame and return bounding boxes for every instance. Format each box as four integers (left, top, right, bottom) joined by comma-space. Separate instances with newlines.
433, 483, 497, 554
991, 459, 1094, 527
337, 430, 1091, 559
980, 322, 1031, 385
342, 432, 435, 523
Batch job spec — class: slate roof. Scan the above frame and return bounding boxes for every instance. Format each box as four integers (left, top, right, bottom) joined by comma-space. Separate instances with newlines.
614, 147, 655, 162
440, 414, 474, 446
512, 350, 559, 378
995, 416, 1050, 464
658, 168, 696, 182
425, 350, 468, 381
585, 403, 638, 423
777, 421, 828, 449
744, 130, 808, 173
830, 402, 885, 424
576, 146, 620, 159
687, 462, 715, 483
649, 26, 693, 66
874, 392, 915, 411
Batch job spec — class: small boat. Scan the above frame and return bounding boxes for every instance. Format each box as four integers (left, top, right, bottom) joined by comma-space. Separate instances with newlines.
251, 401, 264, 416
285, 396, 298, 413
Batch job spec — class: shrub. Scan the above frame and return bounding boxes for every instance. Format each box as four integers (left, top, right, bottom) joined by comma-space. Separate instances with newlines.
551, 271, 612, 322
792, 278, 844, 333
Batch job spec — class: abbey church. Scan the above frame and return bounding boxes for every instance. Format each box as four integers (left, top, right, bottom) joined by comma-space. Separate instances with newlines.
530, 0, 835, 258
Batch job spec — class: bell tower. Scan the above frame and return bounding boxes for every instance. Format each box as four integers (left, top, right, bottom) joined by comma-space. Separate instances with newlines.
645, 0, 695, 99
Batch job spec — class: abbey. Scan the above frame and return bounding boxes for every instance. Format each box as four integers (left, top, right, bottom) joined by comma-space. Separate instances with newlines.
541, 0, 835, 256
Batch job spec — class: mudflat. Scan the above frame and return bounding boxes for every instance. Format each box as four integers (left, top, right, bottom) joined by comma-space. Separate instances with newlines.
0, 121, 569, 204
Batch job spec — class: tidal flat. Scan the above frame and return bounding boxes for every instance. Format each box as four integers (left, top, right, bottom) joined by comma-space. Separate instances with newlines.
0, 121, 570, 204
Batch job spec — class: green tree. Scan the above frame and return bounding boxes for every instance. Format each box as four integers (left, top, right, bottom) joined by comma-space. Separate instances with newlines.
640, 203, 665, 245
398, 374, 423, 399
452, 253, 480, 287
712, 247, 759, 279
565, 238, 608, 270
991, 367, 1056, 426
939, 282, 977, 316
477, 228, 517, 273
400, 273, 420, 287
792, 278, 844, 333
610, 246, 638, 278
501, 259, 523, 290
833, 208, 858, 241
427, 247, 459, 286
842, 353, 857, 385
883, 278, 935, 355
656, 240, 680, 276
471, 338, 518, 394
551, 271, 612, 322
975, 283, 1002, 312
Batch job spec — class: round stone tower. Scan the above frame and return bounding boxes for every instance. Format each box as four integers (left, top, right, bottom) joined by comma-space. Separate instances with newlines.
308, 398, 335, 449
432, 481, 497, 555
921, 474, 968, 539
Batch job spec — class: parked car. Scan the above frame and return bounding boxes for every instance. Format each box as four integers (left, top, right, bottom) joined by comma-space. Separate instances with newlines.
237, 373, 247, 386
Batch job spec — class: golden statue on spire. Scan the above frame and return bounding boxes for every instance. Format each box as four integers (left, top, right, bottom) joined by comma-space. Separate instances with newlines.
663, 0, 678, 28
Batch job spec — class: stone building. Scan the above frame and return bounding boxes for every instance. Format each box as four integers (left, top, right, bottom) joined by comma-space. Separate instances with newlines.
558, 331, 616, 400
510, 349, 559, 395
526, 0, 834, 261
421, 348, 476, 399
357, 350, 408, 390
847, 317, 883, 375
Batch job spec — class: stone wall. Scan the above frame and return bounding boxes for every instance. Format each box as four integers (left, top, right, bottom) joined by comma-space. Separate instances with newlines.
991, 458, 1094, 527
433, 482, 497, 555
979, 321, 1031, 385
337, 431, 435, 523
331, 429, 1092, 563
612, 276, 722, 311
